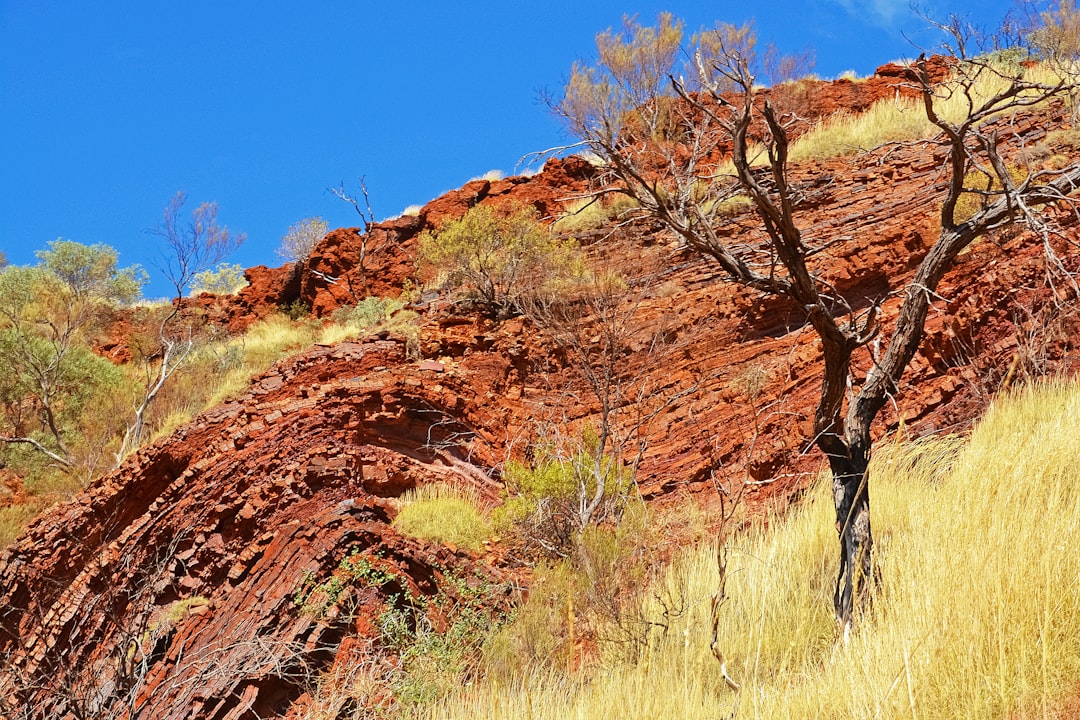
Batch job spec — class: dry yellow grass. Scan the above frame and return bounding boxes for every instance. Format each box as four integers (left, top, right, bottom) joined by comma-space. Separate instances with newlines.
393, 484, 492, 552
789, 60, 1071, 162
423, 380, 1080, 720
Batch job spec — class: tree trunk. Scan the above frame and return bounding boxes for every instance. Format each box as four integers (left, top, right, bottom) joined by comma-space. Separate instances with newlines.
825, 440, 872, 628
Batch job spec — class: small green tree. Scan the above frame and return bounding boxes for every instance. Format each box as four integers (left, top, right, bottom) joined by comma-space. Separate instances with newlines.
418, 202, 585, 319
189, 262, 247, 295
0, 241, 144, 472
499, 427, 636, 558
276, 216, 329, 263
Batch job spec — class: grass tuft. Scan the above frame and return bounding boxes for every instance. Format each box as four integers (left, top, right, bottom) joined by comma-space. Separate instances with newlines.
393, 484, 492, 552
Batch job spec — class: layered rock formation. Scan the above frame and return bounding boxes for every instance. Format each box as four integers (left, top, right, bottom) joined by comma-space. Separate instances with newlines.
2, 67, 1079, 718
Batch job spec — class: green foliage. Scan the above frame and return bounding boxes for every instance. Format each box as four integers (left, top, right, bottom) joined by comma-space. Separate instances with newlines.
482, 498, 699, 682
319, 294, 419, 348
496, 426, 635, 558
277, 216, 329, 263
294, 549, 402, 619
0, 242, 143, 475
0, 497, 52, 549
36, 239, 145, 305
331, 295, 403, 329
279, 298, 310, 320
418, 202, 587, 319
382, 567, 511, 708
294, 548, 511, 710
189, 262, 247, 296
392, 484, 492, 552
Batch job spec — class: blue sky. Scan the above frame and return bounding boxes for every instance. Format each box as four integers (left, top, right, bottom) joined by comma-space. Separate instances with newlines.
1, 1, 1014, 298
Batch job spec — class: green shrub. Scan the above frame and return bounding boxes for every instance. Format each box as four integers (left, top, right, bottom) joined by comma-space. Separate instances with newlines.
418, 202, 587, 319
318, 294, 416, 346
189, 262, 247, 295
294, 549, 402, 619
295, 547, 511, 710
496, 427, 636, 558
385, 567, 511, 708
279, 298, 310, 320
393, 484, 491, 552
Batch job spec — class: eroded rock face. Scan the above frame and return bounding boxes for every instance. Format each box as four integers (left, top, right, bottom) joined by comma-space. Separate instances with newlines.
3, 74, 1079, 718
298, 157, 600, 318
0, 341, 514, 719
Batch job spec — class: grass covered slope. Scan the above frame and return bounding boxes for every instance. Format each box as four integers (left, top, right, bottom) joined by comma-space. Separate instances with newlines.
426, 381, 1080, 719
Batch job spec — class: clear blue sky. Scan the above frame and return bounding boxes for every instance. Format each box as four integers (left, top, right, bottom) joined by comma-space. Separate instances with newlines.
1, 1, 1014, 298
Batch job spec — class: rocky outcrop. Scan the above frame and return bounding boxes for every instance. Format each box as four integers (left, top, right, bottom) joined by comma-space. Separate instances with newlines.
297, 156, 600, 318
0, 340, 519, 718
3, 73, 1079, 719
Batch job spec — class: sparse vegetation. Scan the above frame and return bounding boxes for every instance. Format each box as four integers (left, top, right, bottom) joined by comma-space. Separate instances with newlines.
418, 201, 587, 319
555, 9, 1080, 627
294, 547, 512, 712
7, 6, 1080, 718
0, 265, 420, 546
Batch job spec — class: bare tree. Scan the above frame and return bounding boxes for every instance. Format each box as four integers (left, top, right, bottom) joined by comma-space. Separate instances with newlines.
556, 14, 1080, 626
116, 193, 244, 463
329, 178, 376, 295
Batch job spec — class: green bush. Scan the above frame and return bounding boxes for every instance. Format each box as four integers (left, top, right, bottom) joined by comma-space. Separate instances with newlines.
418, 201, 587, 319
294, 547, 511, 710
392, 484, 491, 552
319, 294, 418, 347
189, 262, 247, 295
496, 427, 636, 558
279, 298, 310, 320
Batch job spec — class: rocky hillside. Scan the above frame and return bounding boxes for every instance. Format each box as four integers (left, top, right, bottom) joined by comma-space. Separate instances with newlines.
2, 64, 1078, 718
